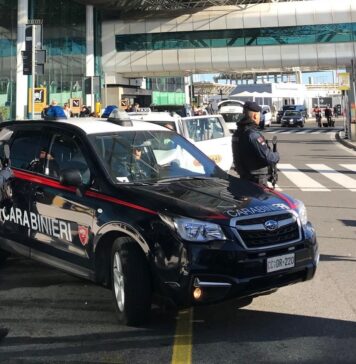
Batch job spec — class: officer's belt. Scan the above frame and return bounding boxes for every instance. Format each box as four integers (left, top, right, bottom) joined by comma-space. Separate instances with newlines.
249, 167, 269, 176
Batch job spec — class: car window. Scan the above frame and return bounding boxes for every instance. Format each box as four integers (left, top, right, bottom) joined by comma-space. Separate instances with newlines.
186, 117, 225, 142
10, 129, 49, 172
48, 134, 91, 184
284, 111, 301, 117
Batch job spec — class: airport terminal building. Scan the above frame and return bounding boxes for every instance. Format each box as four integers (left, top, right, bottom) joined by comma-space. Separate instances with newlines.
0, 0, 355, 120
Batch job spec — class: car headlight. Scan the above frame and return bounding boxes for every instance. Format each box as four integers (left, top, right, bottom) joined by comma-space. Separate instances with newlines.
295, 200, 308, 225
159, 214, 226, 242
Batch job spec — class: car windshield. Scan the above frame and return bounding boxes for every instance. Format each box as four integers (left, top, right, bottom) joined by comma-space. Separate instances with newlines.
88, 130, 226, 184
284, 111, 301, 117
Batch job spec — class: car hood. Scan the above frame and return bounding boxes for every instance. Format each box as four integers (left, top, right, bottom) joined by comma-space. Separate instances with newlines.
129, 175, 297, 225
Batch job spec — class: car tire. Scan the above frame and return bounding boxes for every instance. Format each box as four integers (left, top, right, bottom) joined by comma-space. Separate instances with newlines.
111, 237, 152, 326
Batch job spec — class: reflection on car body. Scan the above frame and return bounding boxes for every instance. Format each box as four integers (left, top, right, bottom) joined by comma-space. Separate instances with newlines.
0, 117, 318, 326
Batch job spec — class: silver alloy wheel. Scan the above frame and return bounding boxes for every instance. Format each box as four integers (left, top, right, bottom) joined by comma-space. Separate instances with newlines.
113, 251, 125, 312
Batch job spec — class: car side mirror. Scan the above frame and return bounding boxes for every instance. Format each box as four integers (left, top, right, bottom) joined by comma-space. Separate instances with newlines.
263, 110, 268, 114
60, 168, 82, 187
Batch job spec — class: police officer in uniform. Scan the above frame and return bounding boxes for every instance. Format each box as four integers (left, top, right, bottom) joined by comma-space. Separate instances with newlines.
232, 101, 279, 186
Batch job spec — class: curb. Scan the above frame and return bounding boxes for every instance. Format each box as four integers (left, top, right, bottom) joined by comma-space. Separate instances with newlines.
336, 131, 356, 151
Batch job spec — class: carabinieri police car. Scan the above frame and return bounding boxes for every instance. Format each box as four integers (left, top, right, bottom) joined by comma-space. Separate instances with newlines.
0, 111, 318, 325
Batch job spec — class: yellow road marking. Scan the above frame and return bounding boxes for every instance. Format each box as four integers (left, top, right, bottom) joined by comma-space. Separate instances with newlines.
171, 308, 193, 364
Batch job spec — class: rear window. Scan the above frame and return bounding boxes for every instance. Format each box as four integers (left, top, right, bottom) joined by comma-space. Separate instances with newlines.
185, 117, 225, 142
10, 130, 45, 170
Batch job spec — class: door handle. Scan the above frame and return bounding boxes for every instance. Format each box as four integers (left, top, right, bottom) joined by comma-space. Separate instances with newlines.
34, 189, 44, 198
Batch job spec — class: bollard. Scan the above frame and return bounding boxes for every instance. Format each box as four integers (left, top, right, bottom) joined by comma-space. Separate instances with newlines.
95, 101, 101, 116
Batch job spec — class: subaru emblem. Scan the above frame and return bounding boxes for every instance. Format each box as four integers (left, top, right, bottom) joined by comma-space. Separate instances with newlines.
264, 220, 278, 231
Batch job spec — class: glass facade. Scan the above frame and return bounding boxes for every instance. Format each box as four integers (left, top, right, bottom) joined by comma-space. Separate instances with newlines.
147, 77, 185, 105
32, 0, 87, 107
116, 22, 356, 52
0, 0, 100, 120
0, 0, 17, 120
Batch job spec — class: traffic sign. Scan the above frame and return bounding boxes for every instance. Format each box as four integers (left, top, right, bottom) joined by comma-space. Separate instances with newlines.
28, 87, 47, 113
35, 64, 44, 75
22, 47, 46, 75
36, 50, 46, 64
338, 72, 350, 91
25, 24, 43, 51
70, 98, 82, 114
22, 50, 32, 75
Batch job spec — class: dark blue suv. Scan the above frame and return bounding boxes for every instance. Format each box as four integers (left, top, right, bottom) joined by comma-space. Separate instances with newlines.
0, 117, 319, 325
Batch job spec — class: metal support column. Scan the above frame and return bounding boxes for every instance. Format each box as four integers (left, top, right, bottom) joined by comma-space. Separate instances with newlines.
86, 5, 95, 111
350, 60, 356, 141
16, 0, 28, 119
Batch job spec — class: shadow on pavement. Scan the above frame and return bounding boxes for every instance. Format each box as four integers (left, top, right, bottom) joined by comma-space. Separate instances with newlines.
193, 302, 356, 363
320, 253, 356, 262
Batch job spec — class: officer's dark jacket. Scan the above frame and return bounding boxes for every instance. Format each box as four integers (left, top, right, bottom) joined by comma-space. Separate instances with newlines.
232, 116, 279, 177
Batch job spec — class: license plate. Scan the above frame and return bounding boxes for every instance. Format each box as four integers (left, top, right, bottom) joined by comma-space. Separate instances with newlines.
289, 120, 294, 124
267, 253, 295, 273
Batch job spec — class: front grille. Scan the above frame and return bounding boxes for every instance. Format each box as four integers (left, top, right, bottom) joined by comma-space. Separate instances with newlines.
234, 212, 301, 249
236, 213, 291, 226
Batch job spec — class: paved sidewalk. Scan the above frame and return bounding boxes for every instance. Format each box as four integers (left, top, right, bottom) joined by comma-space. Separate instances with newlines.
336, 130, 356, 151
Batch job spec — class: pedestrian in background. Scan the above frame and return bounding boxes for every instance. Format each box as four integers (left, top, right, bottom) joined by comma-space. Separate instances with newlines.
79, 105, 90, 117
41, 104, 49, 119
46, 100, 67, 120
232, 101, 279, 186
63, 103, 72, 118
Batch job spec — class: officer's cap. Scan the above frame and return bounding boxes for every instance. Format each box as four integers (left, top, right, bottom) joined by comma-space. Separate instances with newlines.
243, 101, 261, 113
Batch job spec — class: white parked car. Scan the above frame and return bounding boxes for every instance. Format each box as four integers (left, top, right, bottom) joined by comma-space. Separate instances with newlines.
129, 111, 233, 171
261, 105, 272, 127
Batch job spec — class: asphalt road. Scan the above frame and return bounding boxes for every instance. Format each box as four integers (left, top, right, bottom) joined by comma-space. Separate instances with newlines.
0, 118, 355, 363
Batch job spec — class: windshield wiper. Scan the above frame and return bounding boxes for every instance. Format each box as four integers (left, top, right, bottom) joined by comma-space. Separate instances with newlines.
157, 176, 215, 183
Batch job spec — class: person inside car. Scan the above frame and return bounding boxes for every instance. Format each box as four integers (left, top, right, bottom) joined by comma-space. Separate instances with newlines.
128, 145, 158, 180
232, 101, 279, 186
28, 149, 60, 177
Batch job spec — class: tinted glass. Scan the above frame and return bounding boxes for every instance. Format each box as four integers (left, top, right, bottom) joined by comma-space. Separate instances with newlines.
48, 134, 91, 184
10, 129, 46, 171
116, 22, 356, 52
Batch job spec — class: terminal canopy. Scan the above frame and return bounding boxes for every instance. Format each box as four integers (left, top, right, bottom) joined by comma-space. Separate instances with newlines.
74, 0, 306, 14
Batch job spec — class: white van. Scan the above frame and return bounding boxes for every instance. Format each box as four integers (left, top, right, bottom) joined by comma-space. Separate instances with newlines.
129, 111, 233, 171
217, 100, 244, 131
